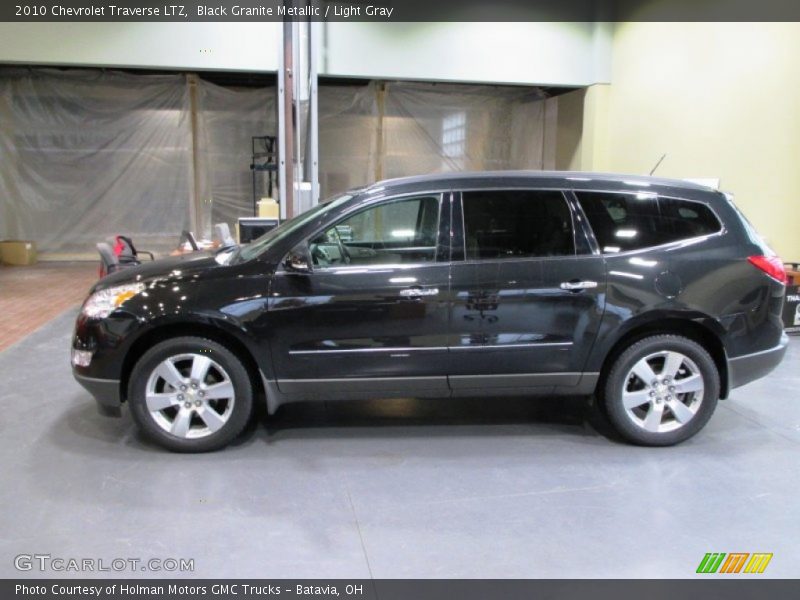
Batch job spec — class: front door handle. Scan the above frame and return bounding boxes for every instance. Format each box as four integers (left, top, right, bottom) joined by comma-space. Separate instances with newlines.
399, 287, 439, 298
560, 280, 598, 291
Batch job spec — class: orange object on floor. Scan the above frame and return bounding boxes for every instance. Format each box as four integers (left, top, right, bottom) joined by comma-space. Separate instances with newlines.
785, 262, 800, 285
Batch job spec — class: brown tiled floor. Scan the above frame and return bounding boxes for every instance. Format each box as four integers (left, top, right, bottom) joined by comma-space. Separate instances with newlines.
0, 261, 98, 352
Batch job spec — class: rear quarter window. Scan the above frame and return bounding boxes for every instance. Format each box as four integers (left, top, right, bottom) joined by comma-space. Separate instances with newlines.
575, 192, 721, 253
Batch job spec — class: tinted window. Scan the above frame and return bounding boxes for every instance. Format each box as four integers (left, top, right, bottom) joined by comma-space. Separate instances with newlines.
575, 192, 721, 253
462, 190, 574, 260
309, 195, 440, 267
658, 197, 723, 240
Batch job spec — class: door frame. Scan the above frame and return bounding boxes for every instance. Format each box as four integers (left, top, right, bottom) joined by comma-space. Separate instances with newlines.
446, 186, 606, 395
267, 189, 456, 399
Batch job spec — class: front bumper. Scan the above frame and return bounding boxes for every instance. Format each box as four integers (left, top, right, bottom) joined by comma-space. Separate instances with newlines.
71, 310, 140, 417
73, 372, 122, 417
728, 333, 789, 390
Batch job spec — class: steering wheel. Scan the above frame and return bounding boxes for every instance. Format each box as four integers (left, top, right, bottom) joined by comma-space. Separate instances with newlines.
331, 227, 351, 264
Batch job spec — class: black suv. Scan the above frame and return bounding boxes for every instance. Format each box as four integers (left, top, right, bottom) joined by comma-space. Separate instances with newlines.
72, 172, 789, 451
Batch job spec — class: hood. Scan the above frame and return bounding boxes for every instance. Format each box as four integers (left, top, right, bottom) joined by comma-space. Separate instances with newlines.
92, 251, 223, 292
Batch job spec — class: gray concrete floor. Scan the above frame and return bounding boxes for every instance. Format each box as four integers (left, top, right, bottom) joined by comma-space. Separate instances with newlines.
0, 308, 798, 578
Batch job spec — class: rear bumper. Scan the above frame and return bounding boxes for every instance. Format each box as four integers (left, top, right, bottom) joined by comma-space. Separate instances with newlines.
728, 333, 789, 390
73, 372, 122, 417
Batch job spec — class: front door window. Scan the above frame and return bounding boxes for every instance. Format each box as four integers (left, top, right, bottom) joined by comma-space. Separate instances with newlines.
309, 195, 441, 267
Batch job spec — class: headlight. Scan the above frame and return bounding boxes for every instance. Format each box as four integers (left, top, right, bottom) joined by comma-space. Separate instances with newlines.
81, 283, 146, 319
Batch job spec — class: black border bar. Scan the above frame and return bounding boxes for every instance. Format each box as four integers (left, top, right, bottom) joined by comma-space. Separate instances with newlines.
3, 0, 800, 22
5, 579, 800, 600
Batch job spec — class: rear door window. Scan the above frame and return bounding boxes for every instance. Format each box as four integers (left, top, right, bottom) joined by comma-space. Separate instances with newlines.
575, 192, 721, 253
462, 190, 575, 260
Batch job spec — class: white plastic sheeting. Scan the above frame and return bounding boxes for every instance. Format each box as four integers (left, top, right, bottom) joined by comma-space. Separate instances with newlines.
195, 81, 276, 232
1, 70, 547, 255
0, 69, 192, 255
319, 81, 547, 198
318, 84, 380, 198
384, 82, 546, 176
0, 68, 275, 255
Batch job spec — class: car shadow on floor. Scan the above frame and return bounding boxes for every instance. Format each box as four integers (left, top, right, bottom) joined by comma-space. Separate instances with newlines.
52, 391, 625, 458
256, 394, 620, 445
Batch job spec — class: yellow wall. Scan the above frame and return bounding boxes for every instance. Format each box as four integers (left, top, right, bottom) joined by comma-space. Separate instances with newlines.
576, 22, 800, 259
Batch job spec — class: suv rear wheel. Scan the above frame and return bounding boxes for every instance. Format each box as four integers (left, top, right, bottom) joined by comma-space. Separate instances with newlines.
128, 337, 253, 452
603, 334, 719, 446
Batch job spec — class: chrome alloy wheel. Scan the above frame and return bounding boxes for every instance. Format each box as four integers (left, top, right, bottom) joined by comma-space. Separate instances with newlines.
621, 350, 705, 434
144, 353, 235, 439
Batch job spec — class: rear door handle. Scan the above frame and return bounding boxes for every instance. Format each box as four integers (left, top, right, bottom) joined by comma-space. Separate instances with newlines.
399, 287, 439, 298
560, 280, 598, 291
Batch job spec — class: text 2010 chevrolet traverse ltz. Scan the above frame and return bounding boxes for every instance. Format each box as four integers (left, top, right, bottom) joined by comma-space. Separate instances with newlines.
72, 172, 789, 451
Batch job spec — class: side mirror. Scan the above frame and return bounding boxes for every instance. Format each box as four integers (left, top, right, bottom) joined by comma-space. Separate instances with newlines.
284, 247, 312, 273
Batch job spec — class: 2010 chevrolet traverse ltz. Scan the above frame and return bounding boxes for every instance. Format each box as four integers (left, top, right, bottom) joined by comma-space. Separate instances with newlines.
72, 172, 789, 452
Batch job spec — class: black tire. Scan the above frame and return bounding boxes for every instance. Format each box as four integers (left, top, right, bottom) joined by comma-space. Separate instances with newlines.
128, 336, 253, 452
602, 334, 719, 446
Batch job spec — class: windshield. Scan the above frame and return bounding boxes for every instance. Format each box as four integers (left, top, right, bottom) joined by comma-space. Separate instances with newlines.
233, 192, 355, 263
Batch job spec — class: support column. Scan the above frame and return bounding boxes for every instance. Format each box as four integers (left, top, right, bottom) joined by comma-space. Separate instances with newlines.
278, 19, 294, 219
307, 21, 320, 206
187, 73, 202, 235
278, 11, 319, 219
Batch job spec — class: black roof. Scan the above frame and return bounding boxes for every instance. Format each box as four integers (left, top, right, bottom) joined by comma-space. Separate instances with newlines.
362, 170, 721, 200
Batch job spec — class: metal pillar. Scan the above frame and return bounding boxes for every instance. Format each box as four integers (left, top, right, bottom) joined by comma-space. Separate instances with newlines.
277, 10, 319, 219
308, 22, 320, 207
187, 73, 203, 236
277, 19, 294, 220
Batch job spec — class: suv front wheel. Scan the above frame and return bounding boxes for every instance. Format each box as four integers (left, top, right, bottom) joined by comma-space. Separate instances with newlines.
603, 334, 720, 446
128, 337, 254, 452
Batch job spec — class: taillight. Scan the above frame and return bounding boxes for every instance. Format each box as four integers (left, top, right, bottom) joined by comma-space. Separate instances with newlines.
747, 255, 787, 284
